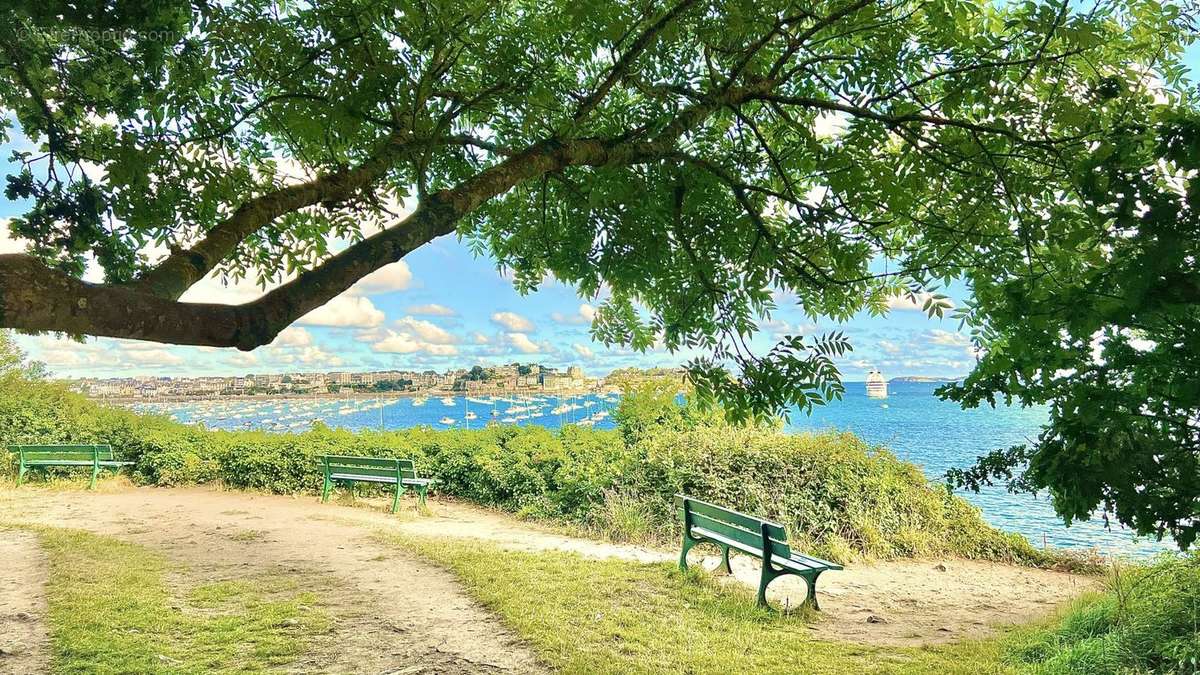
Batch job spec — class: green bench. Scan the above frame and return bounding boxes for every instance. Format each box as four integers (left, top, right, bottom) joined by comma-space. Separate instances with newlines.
675, 494, 842, 610
9, 444, 133, 489
320, 455, 432, 513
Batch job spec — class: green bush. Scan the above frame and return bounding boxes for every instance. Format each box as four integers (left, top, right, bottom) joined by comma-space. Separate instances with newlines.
0, 366, 1054, 565
1008, 554, 1200, 674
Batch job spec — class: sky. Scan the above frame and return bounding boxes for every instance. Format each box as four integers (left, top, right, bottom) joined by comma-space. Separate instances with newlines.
2, 193, 978, 381
6, 32, 1196, 382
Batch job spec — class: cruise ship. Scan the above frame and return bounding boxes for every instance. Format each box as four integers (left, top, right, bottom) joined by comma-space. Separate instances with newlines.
866, 369, 888, 399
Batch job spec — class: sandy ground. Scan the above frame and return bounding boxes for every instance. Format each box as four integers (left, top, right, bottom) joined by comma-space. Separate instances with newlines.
1, 485, 544, 674
0, 531, 50, 674
390, 498, 1096, 646
0, 483, 1099, 675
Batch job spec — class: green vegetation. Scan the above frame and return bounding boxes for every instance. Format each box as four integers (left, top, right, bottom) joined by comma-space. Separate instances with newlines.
0, 372, 1059, 567
379, 531, 1007, 674
1007, 554, 1200, 674
29, 526, 330, 674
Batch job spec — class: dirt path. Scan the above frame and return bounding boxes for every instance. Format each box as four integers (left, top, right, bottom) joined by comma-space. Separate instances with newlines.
2, 484, 1097, 663
0, 530, 50, 675
1, 486, 545, 674
389, 499, 1095, 646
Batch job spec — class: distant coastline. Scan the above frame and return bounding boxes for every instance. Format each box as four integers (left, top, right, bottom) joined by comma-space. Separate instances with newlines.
888, 375, 962, 383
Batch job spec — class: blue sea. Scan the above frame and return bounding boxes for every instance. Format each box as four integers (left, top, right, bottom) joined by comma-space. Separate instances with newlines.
129, 382, 1174, 557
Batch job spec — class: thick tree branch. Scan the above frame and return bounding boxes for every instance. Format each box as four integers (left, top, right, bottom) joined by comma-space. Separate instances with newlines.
130, 131, 413, 300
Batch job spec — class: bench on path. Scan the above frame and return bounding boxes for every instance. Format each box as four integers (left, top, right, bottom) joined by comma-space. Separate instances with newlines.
675, 494, 842, 610
320, 455, 432, 513
8, 444, 133, 489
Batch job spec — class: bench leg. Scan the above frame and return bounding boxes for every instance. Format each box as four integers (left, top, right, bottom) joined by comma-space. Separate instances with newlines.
415, 485, 428, 508
716, 545, 733, 575
391, 483, 402, 514
678, 532, 698, 571
321, 476, 332, 503
89, 464, 99, 490
757, 564, 777, 608
803, 571, 823, 611
16, 462, 26, 487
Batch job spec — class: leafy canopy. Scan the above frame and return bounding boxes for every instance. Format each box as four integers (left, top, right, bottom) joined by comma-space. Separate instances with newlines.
1, 1, 1197, 544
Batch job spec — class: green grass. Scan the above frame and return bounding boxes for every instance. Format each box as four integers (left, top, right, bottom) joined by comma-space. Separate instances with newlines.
1006, 554, 1200, 674
32, 527, 332, 674
377, 531, 1014, 674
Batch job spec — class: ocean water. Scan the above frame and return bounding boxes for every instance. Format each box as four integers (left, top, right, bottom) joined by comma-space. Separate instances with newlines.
785, 380, 1174, 558
129, 382, 1174, 557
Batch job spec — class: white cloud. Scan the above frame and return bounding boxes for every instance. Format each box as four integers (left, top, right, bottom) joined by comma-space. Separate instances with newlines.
572, 343, 595, 359
886, 292, 955, 312
406, 303, 456, 317
292, 346, 344, 366
393, 316, 458, 344
492, 311, 535, 332
229, 352, 259, 367
271, 327, 313, 347
926, 329, 969, 347
0, 218, 29, 254
471, 332, 490, 345
508, 333, 542, 354
552, 303, 596, 325
371, 330, 459, 356
879, 339, 903, 355
348, 261, 413, 296
298, 296, 385, 328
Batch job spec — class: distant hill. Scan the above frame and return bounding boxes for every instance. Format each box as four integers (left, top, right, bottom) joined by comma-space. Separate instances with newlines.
888, 375, 962, 383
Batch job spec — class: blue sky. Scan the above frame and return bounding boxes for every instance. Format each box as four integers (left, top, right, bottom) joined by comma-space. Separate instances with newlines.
6, 37, 1196, 381
2, 192, 978, 380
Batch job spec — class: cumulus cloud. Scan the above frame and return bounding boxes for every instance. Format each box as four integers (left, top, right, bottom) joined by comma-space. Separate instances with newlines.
406, 303, 456, 317
572, 343, 595, 359
878, 339, 903, 355
926, 329, 969, 347
348, 261, 413, 296
0, 218, 29, 254
551, 303, 596, 325
271, 327, 313, 347
298, 296, 385, 328
491, 311, 535, 332
886, 292, 955, 312
371, 330, 459, 356
393, 316, 458, 344
229, 352, 259, 367
507, 333, 542, 354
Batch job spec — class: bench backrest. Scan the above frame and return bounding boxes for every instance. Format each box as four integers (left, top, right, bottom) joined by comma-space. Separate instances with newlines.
322, 455, 418, 480
9, 444, 114, 462
675, 494, 791, 559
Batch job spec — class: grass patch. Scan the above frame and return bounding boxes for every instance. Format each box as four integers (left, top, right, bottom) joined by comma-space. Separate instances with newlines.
377, 531, 1013, 674
1005, 554, 1200, 674
227, 529, 267, 542
34, 526, 331, 674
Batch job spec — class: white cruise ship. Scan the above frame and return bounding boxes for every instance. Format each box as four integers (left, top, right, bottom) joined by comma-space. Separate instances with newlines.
866, 370, 888, 399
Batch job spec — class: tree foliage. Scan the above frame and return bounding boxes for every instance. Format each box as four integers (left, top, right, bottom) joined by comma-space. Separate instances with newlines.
1, 0, 1197, 545
944, 109, 1200, 549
